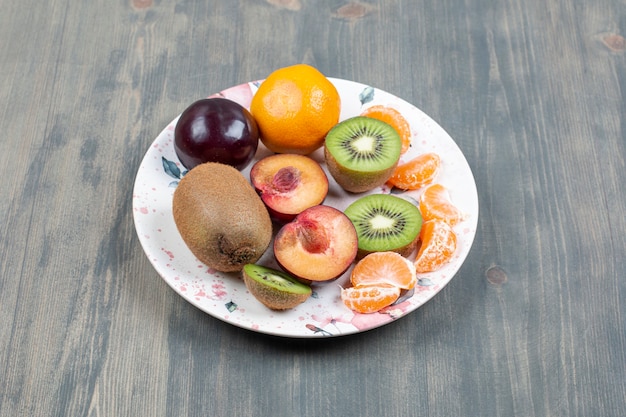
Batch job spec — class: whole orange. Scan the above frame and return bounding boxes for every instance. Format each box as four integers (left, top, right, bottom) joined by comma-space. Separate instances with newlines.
250, 64, 341, 155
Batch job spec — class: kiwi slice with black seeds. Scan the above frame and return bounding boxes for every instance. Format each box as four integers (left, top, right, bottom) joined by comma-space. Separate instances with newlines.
343, 194, 422, 258
242, 264, 312, 310
324, 116, 402, 193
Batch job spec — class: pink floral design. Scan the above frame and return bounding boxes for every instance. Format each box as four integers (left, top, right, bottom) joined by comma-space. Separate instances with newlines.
209, 83, 254, 109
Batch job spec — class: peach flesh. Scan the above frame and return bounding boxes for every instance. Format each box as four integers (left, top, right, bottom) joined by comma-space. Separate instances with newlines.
274, 205, 358, 282
250, 154, 329, 222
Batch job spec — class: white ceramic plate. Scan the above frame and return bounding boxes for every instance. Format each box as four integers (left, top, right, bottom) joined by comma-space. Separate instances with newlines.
132, 78, 478, 338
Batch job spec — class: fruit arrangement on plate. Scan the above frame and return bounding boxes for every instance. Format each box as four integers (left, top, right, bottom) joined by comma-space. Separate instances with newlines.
167, 64, 470, 315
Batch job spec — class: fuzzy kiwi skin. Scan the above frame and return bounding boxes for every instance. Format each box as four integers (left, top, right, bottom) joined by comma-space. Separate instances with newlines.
242, 265, 311, 310
324, 148, 399, 193
172, 162, 273, 273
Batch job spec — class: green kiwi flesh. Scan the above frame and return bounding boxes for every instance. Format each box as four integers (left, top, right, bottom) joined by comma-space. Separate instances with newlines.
242, 264, 312, 310
324, 116, 402, 193
172, 162, 272, 273
343, 194, 422, 258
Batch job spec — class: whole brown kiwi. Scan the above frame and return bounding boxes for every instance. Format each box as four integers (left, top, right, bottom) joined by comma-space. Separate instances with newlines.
172, 162, 272, 272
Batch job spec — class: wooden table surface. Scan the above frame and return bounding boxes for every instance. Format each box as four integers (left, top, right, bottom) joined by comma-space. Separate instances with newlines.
2, 0, 625, 416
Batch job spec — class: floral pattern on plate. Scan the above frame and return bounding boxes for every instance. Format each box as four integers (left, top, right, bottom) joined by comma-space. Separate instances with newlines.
132, 78, 479, 338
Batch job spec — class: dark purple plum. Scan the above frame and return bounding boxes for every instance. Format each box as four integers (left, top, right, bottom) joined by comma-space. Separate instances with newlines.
174, 98, 259, 171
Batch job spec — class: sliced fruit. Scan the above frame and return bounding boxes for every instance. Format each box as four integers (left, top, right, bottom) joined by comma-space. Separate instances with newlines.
324, 116, 402, 193
360, 105, 412, 154
242, 264, 312, 310
419, 183, 467, 226
340, 283, 401, 314
343, 194, 422, 258
387, 152, 441, 191
414, 220, 457, 273
350, 251, 417, 290
273, 205, 358, 282
250, 154, 329, 223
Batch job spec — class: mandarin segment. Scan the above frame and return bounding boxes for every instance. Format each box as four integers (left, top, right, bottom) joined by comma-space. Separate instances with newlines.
387, 152, 441, 190
350, 251, 417, 290
419, 183, 467, 226
414, 220, 457, 273
340, 283, 401, 314
361, 105, 412, 154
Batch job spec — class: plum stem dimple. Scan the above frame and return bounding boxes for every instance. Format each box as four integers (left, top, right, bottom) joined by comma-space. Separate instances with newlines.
271, 166, 301, 193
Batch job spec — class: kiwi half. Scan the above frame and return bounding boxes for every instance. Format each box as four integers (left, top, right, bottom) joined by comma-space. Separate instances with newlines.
242, 264, 312, 310
343, 194, 422, 258
324, 116, 402, 193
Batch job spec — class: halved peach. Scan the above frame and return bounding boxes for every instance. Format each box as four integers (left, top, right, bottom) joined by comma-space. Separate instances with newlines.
250, 154, 329, 223
273, 205, 358, 282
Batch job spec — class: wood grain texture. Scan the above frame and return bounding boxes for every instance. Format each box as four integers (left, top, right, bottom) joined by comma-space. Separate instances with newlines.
0, 0, 624, 416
